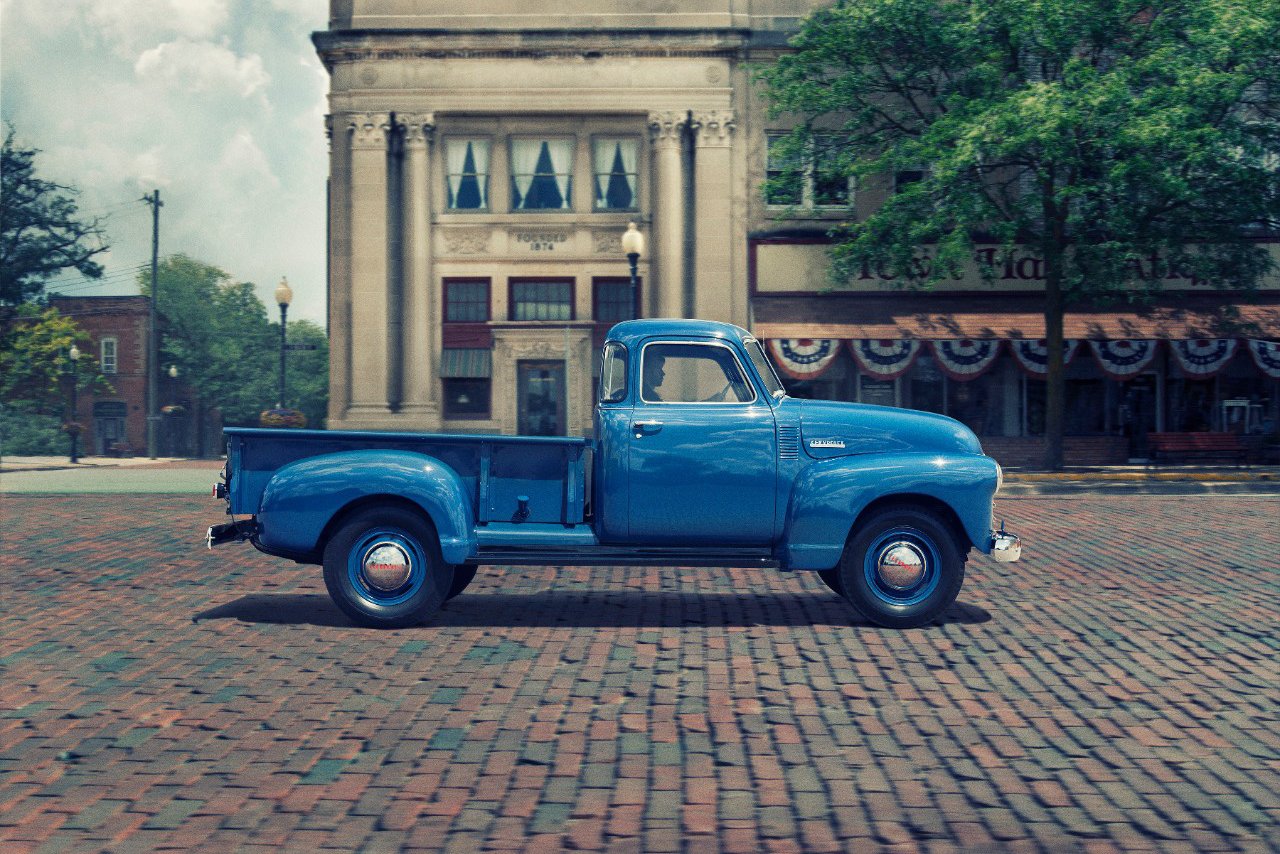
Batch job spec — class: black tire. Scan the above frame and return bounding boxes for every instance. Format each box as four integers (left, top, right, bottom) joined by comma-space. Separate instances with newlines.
322, 506, 454, 629
816, 568, 846, 597
445, 566, 478, 601
838, 507, 966, 629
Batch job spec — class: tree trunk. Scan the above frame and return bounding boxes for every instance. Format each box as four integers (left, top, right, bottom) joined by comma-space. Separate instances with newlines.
1042, 265, 1066, 471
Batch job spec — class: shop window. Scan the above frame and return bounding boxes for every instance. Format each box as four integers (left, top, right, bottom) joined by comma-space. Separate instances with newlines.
440, 347, 492, 419
444, 279, 490, 322
511, 139, 574, 210
593, 278, 637, 324
947, 372, 1008, 437
511, 280, 573, 321
593, 138, 638, 210
443, 379, 490, 419
859, 375, 897, 407
445, 139, 490, 210
100, 337, 117, 374
907, 352, 946, 415
766, 132, 853, 208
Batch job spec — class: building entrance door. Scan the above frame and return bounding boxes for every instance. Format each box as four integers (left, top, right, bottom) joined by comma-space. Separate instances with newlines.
1122, 373, 1159, 460
517, 361, 566, 436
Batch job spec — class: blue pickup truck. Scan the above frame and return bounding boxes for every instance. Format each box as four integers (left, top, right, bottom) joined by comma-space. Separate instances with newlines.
208, 319, 1019, 629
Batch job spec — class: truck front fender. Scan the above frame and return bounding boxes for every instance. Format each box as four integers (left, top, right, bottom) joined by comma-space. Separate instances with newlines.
255, 450, 476, 564
780, 452, 999, 570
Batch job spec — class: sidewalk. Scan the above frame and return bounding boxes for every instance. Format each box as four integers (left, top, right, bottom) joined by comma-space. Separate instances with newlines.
1000, 464, 1280, 494
0, 455, 214, 473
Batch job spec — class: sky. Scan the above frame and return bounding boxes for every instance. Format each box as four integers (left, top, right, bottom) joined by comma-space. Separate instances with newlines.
1, 0, 331, 326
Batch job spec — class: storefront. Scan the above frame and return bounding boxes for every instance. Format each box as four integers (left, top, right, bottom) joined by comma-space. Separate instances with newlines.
752, 240, 1280, 466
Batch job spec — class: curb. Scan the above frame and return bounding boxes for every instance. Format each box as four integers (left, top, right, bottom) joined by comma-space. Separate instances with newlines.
1000, 481, 1280, 496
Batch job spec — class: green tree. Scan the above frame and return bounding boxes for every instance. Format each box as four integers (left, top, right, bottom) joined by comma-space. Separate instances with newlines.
760, 0, 1280, 468
282, 318, 330, 429
0, 128, 108, 310
0, 304, 109, 454
144, 255, 329, 446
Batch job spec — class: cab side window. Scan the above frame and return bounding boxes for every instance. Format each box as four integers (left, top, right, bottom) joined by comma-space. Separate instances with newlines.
640, 343, 755, 404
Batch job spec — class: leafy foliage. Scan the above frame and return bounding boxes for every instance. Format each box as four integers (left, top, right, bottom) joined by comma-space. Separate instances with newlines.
0, 304, 109, 414
0, 128, 108, 308
759, 0, 1280, 467
143, 255, 328, 429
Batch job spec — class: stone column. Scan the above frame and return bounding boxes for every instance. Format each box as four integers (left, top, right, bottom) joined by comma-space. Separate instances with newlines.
347, 112, 392, 419
649, 112, 687, 319
400, 113, 439, 424
692, 110, 736, 324
326, 114, 353, 425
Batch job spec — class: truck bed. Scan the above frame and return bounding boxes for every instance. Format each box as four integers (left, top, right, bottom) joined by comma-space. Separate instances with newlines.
225, 427, 590, 527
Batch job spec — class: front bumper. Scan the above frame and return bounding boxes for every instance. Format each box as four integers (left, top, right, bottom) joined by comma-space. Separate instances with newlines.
989, 530, 1022, 562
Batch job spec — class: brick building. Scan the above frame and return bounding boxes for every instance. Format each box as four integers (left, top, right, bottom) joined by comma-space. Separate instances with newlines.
48, 295, 206, 457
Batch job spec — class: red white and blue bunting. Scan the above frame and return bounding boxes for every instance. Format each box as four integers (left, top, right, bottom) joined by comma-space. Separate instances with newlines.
1169, 339, 1238, 377
1247, 340, 1280, 379
1089, 339, 1158, 380
929, 339, 1002, 381
767, 339, 842, 380
848, 339, 922, 380
1009, 338, 1080, 377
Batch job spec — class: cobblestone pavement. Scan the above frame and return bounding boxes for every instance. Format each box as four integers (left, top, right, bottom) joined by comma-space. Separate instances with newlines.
1, 494, 1277, 853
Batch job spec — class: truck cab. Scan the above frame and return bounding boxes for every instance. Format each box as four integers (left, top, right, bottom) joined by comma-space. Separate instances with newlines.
209, 319, 1020, 630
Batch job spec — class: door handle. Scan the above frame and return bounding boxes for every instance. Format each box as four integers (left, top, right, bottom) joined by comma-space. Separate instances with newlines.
632, 420, 663, 436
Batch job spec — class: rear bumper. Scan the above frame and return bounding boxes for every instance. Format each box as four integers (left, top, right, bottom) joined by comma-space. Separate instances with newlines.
989, 530, 1022, 562
207, 520, 258, 549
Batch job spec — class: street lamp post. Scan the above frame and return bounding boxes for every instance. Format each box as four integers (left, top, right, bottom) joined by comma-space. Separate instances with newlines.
66, 344, 81, 464
275, 277, 293, 409
621, 222, 644, 319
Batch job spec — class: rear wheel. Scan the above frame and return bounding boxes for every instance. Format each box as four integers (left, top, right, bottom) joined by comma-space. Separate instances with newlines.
838, 507, 965, 629
322, 506, 453, 628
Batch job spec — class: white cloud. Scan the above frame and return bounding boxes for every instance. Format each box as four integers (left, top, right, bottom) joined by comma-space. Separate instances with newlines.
86, 0, 230, 51
268, 0, 326, 22
134, 39, 269, 98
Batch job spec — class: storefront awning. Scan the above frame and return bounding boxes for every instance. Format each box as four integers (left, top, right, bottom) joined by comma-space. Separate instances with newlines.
439, 348, 492, 378
752, 293, 1280, 340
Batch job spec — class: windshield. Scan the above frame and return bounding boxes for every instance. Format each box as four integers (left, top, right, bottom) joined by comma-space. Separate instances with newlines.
744, 338, 786, 399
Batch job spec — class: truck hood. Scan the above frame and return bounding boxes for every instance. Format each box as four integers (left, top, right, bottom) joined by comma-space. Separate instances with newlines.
795, 399, 983, 459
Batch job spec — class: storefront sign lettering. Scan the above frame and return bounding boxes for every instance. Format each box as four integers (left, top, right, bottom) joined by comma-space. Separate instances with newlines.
857, 248, 1198, 284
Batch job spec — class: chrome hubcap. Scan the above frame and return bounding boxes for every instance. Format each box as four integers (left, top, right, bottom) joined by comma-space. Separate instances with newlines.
876, 542, 926, 590
361, 543, 412, 591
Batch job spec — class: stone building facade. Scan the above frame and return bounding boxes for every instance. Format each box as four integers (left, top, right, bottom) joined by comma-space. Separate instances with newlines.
315, 1, 1280, 461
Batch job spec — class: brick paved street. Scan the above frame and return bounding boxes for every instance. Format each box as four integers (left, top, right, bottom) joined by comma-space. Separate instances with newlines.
1, 493, 1277, 853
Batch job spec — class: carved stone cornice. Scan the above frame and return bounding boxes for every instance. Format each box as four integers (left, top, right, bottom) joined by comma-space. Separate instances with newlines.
399, 113, 436, 148
648, 112, 688, 148
349, 113, 392, 150
692, 111, 736, 147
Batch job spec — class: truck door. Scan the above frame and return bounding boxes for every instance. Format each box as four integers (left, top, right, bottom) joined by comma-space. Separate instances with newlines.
627, 340, 776, 545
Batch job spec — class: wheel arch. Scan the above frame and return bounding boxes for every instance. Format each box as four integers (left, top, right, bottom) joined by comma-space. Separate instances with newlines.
848, 493, 969, 557
318, 495, 441, 558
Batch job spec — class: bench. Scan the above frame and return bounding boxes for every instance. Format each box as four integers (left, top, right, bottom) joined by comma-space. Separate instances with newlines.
1146, 432, 1249, 465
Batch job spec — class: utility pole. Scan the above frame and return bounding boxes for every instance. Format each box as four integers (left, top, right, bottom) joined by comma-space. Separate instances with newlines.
143, 190, 162, 459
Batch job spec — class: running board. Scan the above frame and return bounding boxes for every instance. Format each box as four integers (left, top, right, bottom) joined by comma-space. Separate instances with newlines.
468, 546, 779, 568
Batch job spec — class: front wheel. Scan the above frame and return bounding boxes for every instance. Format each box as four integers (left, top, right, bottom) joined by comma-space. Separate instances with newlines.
322, 506, 453, 628
838, 507, 966, 629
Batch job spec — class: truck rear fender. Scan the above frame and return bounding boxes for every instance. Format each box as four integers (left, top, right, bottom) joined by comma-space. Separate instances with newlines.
779, 453, 999, 570
256, 450, 476, 564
